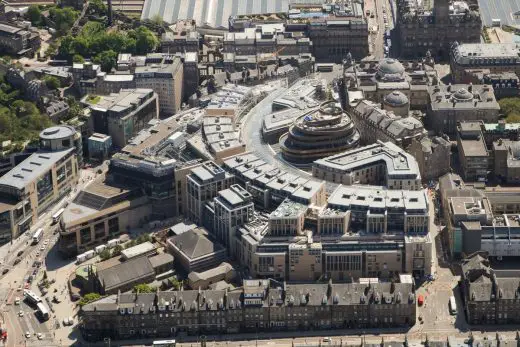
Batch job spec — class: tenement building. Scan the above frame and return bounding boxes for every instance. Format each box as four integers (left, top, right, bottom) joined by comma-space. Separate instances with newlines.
408, 136, 451, 181
461, 253, 520, 325
450, 42, 520, 83
396, 0, 481, 59
456, 122, 490, 181
279, 101, 360, 164
427, 84, 500, 135
349, 99, 426, 148
312, 141, 422, 190
0, 126, 80, 245
493, 139, 520, 184
80, 277, 417, 341
343, 56, 438, 110
0, 22, 40, 56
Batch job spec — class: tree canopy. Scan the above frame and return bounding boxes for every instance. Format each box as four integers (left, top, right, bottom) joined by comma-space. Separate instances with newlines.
49, 7, 79, 36
133, 284, 155, 293
26, 5, 43, 26
43, 75, 61, 90
79, 293, 101, 306
499, 97, 520, 123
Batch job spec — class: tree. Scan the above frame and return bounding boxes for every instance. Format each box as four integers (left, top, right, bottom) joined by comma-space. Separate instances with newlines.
43, 75, 60, 90
93, 50, 117, 72
72, 54, 84, 63
112, 244, 123, 257
49, 7, 79, 36
499, 97, 520, 123
27, 5, 42, 26
89, 0, 107, 15
133, 284, 154, 293
98, 248, 111, 261
130, 27, 159, 55
79, 293, 101, 306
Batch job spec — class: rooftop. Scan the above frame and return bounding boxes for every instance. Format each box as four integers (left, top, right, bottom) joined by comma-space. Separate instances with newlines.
97, 256, 155, 292
39, 125, 76, 140
167, 229, 225, 260
83, 89, 156, 116
121, 241, 156, 260
270, 198, 309, 219
0, 148, 74, 190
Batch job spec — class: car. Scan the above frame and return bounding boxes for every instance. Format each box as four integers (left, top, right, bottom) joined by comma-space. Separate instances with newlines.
14, 297, 20, 305
17, 250, 23, 257
43, 240, 49, 245
37, 333, 43, 340
24, 283, 29, 289
16, 286, 22, 291
2, 268, 9, 275
39, 246, 45, 251
27, 275, 33, 283
25, 331, 30, 339
32, 269, 38, 276
18, 310, 24, 317
35, 252, 40, 257
13, 258, 21, 265
323, 337, 331, 343
52, 295, 61, 303
71, 293, 80, 301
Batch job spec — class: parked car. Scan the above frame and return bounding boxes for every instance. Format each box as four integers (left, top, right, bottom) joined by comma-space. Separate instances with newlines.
2, 268, 9, 275
13, 258, 21, 265
17, 250, 23, 257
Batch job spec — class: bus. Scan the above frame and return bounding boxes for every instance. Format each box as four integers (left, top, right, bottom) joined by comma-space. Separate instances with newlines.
449, 296, 457, 315
32, 228, 43, 245
36, 302, 49, 321
23, 290, 42, 305
316, 63, 334, 72
153, 340, 176, 347
52, 208, 65, 224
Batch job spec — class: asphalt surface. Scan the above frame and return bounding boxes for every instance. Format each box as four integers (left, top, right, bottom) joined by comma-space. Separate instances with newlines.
478, 0, 520, 27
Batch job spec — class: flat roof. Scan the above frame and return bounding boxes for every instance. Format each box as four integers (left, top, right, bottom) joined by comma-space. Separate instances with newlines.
0, 149, 74, 190
39, 125, 76, 140
121, 241, 156, 259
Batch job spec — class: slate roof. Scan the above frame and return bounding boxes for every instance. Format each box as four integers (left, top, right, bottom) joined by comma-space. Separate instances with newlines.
97, 256, 155, 292
167, 229, 225, 260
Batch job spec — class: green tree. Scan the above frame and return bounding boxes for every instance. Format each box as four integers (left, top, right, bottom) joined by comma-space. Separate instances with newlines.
89, 0, 107, 15
72, 54, 85, 63
79, 293, 101, 306
27, 5, 42, 26
129, 27, 159, 54
98, 248, 111, 261
43, 75, 61, 90
93, 49, 117, 72
112, 244, 123, 257
499, 97, 520, 123
50, 7, 79, 36
133, 284, 154, 293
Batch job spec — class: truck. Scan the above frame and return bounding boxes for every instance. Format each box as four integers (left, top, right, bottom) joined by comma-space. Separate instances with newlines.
449, 296, 457, 315
492, 18, 501, 27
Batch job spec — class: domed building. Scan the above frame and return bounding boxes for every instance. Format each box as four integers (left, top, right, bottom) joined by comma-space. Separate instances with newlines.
279, 101, 360, 164
343, 56, 437, 110
383, 91, 410, 117
427, 83, 500, 134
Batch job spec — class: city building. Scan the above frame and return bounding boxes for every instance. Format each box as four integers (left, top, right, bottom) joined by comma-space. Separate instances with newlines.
450, 42, 520, 83
461, 253, 520, 325
58, 179, 150, 256
160, 21, 199, 54
134, 56, 183, 116
121, 241, 157, 261
396, 0, 481, 59
45, 100, 70, 123
201, 116, 245, 163
0, 21, 40, 56
408, 136, 451, 181
279, 101, 360, 164
427, 84, 500, 135
80, 277, 417, 341
456, 122, 490, 181
166, 228, 227, 273
209, 184, 254, 250
349, 99, 426, 147
343, 56, 438, 110
493, 139, 520, 184
312, 141, 422, 190
474, 72, 519, 99
185, 161, 234, 224
0, 147, 79, 244
87, 133, 112, 161
39, 125, 83, 168
187, 262, 235, 290
82, 89, 159, 148
205, 84, 253, 120
96, 255, 159, 294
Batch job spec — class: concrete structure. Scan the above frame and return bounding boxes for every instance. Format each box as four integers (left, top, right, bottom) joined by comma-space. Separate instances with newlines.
456, 122, 490, 181
396, 0, 481, 59
160, 21, 199, 54
186, 161, 234, 224
39, 125, 83, 168
121, 241, 156, 260
0, 21, 40, 56
87, 133, 112, 160
166, 228, 227, 273
80, 278, 416, 341
349, 100, 426, 148
279, 101, 360, 164
408, 136, 451, 181
312, 141, 422, 190
58, 179, 151, 256
134, 56, 183, 116
82, 89, 159, 148
202, 117, 245, 163
450, 42, 520, 83
343, 56, 438, 110
461, 253, 520, 325
493, 139, 520, 184
427, 84, 500, 135
0, 147, 79, 245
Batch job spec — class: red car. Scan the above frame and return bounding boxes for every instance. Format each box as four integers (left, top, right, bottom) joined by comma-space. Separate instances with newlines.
418, 294, 424, 306
24, 283, 30, 289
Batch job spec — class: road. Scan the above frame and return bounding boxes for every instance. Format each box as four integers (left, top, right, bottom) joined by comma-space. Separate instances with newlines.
367, 0, 395, 60
0, 167, 99, 347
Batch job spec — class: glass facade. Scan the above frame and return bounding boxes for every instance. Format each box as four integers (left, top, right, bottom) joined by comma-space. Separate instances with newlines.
0, 210, 12, 245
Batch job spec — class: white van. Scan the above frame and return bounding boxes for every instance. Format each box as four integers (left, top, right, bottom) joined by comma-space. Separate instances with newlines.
449, 296, 457, 315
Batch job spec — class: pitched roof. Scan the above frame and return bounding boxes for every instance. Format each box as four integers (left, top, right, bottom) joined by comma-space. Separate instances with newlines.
168, 229, 225, 260
97, 256, 155, 292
